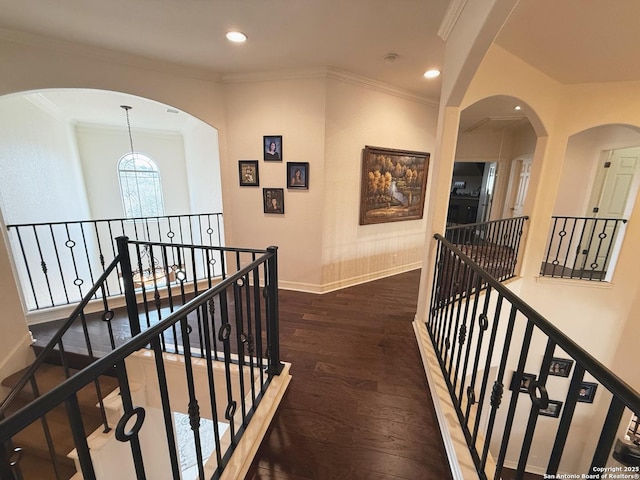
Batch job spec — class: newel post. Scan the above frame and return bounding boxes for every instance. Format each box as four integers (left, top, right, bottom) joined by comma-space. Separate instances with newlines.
266, 246, 284, 375
116, 236, 141, 336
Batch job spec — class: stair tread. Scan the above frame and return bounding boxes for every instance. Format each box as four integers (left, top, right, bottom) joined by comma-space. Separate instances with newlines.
2, 363, 119, 408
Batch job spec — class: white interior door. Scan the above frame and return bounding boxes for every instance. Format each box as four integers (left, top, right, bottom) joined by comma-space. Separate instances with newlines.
581, 146, 640, 271
504, 158, 531, 218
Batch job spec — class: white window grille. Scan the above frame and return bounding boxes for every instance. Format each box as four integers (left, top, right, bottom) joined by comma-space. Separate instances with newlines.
118, 153, 165, 219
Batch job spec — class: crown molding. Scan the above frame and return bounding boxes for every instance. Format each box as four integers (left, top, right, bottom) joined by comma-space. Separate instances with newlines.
23, 92, 70, 122
326, 67, 438, 106
223, 66, 437, 105
438, 0, 468, 41
221, 68, 329, 84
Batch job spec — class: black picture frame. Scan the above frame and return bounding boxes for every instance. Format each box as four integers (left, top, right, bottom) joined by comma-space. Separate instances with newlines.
264, 135, 283, 161
578, 382, 598, 403
287, 162, 309, 189
539, 400, 563, 418
549, 357, 573, 377
510, 372, 537, 393
263, 188, 284, 214
238, 160, 259, 187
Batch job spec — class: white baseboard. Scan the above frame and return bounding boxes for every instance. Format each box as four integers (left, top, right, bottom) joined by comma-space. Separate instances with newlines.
279, 262, 422, 294
413, 319, 480, 480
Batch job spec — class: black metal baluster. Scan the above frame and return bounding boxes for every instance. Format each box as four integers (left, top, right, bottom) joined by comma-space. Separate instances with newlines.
48, 224, 70, 305
79, 221, 96, 291
472, 295, 504, 447
200, 303, 224, 469
233, 278, 248, 424
65, 393, 96, 480
589, 396, 626, 475
114, 360, 146, 480
34, 225, 56, 307
458, 274, 484, 403
464, 286, 493, 423
252, 263, 265, 389
453, 273, 483, 392
576, 218, 596, 278
64, 223, 85, 303
150, 337, 181, 480
547, 363, 585, 474
218, 290, 237, 442
493, 320, 535, 480
542, 217, 559, 277
481, 304, 517, 471
191, 248, 206, 358
515, 338, 556, 477
243, 271, 257, 406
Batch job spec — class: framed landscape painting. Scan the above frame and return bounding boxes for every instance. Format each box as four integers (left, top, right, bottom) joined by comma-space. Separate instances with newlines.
359, 146, 430, 225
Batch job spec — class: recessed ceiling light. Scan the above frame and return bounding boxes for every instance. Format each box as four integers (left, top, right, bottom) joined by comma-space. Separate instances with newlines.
514, 105, 522, 111
423, 69, 441, 79
226, 31, 247, 43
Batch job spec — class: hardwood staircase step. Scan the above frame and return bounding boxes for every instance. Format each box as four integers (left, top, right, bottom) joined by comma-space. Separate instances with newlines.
1, 363, 118, 407
1, 363, 119, 479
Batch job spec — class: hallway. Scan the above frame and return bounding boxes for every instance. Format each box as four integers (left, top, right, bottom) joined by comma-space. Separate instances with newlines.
246, 270, 452, 479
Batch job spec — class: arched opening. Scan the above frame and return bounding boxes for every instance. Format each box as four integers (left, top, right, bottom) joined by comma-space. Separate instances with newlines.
449, 96, 539, 227
0, 88, 224, 313
543, 124, 640, 281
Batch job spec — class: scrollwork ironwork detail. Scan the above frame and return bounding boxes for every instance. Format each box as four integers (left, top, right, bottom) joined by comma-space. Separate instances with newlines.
490, 381, 504, 408
115, 406, 146, 442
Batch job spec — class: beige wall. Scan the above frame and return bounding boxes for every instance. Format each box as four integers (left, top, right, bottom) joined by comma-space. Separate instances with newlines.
222, 76, 327, 288
321, 77, 438, 290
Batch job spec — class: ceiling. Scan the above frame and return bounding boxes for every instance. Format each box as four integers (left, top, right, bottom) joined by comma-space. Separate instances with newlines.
0, 0, 449, 101
2, 0, 640, 132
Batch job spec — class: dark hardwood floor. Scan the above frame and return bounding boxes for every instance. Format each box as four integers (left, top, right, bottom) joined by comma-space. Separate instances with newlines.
29, 269, 452, 479
245, 270, 452, 480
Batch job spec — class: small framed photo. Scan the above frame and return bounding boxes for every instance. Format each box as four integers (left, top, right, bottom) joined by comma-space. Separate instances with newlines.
578, 382, 598, 403
238, 160, 259, 186
287, 162, 309, 189
549, 357, 573, 377
263, 188, 284, 214
264, 135, 282, 161
510, 372, 537, 393
539, 400, 563, 418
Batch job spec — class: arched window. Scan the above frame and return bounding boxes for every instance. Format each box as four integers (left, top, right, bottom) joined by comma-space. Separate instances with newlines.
118, 153, 165, 219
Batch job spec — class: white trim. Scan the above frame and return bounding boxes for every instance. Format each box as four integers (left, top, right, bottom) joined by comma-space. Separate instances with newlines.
413, 319, 480, 480
23, 92, 70, 122
437, 0, 468, 41
278, 262, 423, 294
223, 66, 437, 106
326, 68, 438, 105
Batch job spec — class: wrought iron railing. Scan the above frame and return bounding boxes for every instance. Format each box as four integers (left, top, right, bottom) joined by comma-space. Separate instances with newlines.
0, 236, 282, 479
6, 212, 224, 310
540, 216, 627, 281
438, 217, 528, 305
428, 234, 640, 479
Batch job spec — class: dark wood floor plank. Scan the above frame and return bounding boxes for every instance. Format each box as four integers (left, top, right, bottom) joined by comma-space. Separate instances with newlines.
247, 270, 452, 480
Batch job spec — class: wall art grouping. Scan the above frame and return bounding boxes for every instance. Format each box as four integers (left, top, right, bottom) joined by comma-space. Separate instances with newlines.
238, 136, 310, 214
